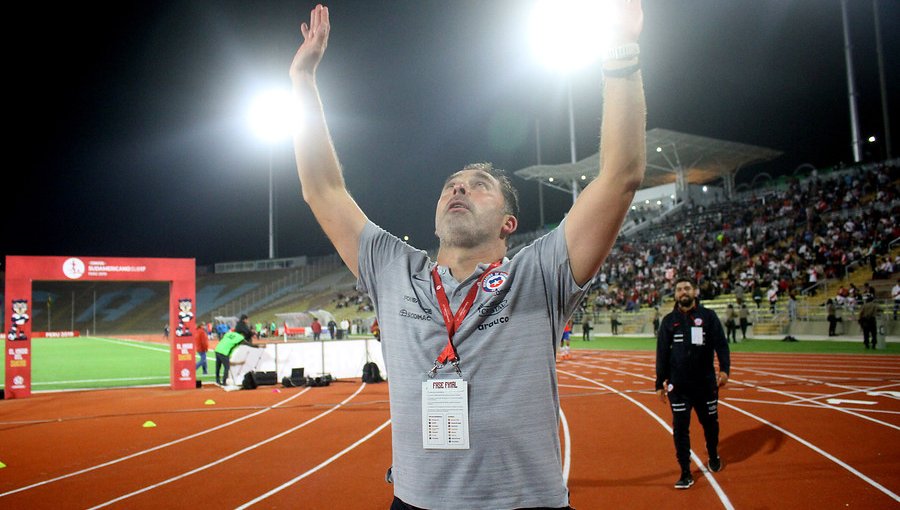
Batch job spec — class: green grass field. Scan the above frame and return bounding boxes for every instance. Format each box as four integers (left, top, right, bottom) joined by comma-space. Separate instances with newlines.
1, 335, 896, 392
2, 336, 217, 392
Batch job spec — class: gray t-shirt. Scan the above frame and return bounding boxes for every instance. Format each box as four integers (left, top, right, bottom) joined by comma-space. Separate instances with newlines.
357, 220, 588, 509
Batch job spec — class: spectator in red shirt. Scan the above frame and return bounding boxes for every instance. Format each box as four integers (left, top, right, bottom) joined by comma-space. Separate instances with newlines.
311, 317, 323, 340
195, 322, 209, 375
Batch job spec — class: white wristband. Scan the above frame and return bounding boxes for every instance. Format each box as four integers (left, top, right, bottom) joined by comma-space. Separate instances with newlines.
603, 43, 640, 62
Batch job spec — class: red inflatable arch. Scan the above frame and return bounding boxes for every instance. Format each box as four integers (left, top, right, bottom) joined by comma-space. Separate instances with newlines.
4, 255, 196, 399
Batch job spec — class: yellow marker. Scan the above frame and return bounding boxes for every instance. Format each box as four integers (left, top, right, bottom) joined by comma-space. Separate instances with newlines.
204, 399, 216, 405
0, 460, 6, 469
142, 421, 157, 428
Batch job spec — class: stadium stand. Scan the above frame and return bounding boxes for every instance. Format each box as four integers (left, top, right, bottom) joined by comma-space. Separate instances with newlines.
5, 159, 896, 341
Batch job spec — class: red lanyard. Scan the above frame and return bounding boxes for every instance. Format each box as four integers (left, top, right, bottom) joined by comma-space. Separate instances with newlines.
429, 261, 502, 375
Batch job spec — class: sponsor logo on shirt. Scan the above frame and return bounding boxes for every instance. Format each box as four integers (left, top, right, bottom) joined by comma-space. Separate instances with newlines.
477, 299, 508, 317
399, 309, 432, 321
403, 295, 432, 314
477, 316, 509, 330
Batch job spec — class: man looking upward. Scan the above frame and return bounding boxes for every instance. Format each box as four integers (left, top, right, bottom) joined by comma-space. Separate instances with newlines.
290, 3, 646, 508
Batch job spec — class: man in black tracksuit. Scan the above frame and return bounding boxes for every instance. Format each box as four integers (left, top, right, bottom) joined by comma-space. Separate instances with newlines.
656, 276, 731, 490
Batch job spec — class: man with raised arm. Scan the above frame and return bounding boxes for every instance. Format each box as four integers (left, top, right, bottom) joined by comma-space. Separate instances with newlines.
290, 3, 645, 509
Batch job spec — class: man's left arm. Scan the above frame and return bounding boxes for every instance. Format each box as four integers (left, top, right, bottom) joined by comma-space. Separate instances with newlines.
565, 0, 647, 286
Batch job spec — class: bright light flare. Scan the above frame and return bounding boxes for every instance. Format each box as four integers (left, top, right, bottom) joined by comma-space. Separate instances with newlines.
530, 0, 617, 72
248, 88, 299, 143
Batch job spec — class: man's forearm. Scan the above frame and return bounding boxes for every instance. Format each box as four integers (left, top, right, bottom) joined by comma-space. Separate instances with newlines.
291, 74, 346, 204
599, 70, 646, 192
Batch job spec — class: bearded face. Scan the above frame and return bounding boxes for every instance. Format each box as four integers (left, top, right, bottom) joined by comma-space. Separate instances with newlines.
675, 282, 696, 309
435, 169, 510, 248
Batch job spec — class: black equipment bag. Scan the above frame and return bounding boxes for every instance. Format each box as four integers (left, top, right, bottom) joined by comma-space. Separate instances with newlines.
305, 375, 332, 387
362, 361, 383, 383
282, 367, 306, 387
251, 371, 278, 385
242, 372, 257, 390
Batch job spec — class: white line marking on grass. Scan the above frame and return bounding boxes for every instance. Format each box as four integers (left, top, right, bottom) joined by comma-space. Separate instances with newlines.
32, 376, 168, 386
0, 387, 312, 499
86, 384, 368, 509
236, 418, 392, 509
558, 369, 734, 510
93, 337, 170, 353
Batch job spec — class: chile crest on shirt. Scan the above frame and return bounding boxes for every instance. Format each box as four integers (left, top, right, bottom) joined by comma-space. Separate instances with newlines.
694, 317, 703, 326
482, 271, 509, 293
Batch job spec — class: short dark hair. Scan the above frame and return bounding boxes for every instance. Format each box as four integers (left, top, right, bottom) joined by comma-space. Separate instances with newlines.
461, 162, 520, 218
674, 275, 695, 288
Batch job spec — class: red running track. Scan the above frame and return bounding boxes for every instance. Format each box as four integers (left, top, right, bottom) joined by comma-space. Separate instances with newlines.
1, 351, 898, 509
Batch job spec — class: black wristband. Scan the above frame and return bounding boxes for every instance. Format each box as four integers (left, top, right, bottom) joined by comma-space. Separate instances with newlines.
602, 61, 641, 78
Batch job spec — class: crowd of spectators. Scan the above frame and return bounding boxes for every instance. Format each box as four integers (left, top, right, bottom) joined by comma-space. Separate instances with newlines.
333, 291, 374, 312
578, 161, 899, 316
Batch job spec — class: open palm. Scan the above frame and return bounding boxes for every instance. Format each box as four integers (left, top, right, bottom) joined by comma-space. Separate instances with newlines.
290, 4, 330, 80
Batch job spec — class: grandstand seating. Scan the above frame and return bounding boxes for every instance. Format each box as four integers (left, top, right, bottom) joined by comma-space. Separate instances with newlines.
5, 161, 895, 340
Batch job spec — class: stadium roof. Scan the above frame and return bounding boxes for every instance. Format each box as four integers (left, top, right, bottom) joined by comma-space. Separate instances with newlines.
514, 128, 782, 191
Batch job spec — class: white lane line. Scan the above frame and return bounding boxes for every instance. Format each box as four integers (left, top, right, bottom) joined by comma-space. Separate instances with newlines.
730, 376, 900, 431
558, 369, 735, 510
237, 406, 571, 507
560, 408, 571, 484
558, 383, 608, 391
576, 361, 900, 504
581, 357, 900, 432
737, 366, 900, 403
87, 384, 368, 509
0, 387, 312, 499
725, 397, 900, 414
810, 383, 900, 405
237, 419, 392, 509
720, 400, 900, 503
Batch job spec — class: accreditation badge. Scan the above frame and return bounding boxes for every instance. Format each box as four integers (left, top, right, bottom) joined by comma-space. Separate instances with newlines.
691, 326, 704, 345
422, 378, 469, 449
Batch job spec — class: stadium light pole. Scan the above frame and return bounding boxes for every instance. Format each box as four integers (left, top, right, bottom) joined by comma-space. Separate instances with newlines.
655, 143, 687, 205
248, 88, 296, 260
529, 0, 615, 205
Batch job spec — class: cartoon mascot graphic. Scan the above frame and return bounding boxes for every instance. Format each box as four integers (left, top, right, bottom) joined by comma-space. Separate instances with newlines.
7, 299, 30, 341
175, 298, 194, 337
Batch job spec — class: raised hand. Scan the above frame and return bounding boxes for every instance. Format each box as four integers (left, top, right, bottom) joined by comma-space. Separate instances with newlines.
290, 4, 330, 81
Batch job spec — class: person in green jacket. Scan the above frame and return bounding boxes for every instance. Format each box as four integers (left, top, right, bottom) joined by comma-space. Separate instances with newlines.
215, 329, 251, 385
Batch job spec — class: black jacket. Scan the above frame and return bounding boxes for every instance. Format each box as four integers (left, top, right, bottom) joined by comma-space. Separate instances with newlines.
655, 303, 730, 392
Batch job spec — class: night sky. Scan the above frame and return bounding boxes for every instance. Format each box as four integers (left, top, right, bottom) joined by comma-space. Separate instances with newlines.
7, 0, 898, 267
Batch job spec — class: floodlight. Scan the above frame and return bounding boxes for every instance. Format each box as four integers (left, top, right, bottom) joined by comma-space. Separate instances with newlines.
248, 89, 297, 143
529, 0, 617, 72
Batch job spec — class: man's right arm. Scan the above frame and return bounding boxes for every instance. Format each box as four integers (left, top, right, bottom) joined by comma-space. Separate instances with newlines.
290, 4, 367, 278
